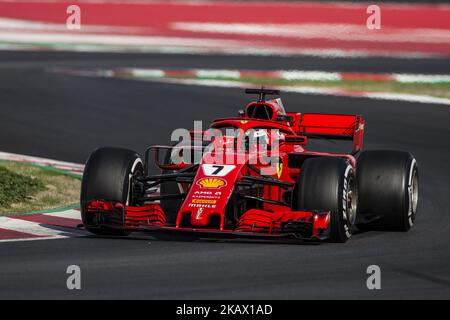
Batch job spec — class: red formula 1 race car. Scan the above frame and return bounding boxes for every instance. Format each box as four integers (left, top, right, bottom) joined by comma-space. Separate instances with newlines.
80, 89, 419, 243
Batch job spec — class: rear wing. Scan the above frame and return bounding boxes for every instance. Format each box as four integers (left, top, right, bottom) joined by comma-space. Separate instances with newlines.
287, 113, 365, 155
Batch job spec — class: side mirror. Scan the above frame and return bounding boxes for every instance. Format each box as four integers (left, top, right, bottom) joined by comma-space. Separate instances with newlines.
284, 135, 307, 145
277, 115, 294, 123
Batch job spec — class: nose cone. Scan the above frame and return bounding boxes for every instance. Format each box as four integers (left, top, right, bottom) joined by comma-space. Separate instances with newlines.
178, 163, 243, 229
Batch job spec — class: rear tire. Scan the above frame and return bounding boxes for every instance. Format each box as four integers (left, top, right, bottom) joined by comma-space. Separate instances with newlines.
357, 150, 418, 231
80, 147, 143, 236
292, 157, 357, 243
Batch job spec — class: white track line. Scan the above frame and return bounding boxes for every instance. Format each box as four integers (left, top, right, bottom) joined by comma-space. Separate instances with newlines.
393, 74, 450, 83
130, 68, 166, 78
45, 209, 81, 220
0, 236, 67, 243
280, 71, 341, 81
0, 217, 74, 237
196, 69, 241, 79
0, 32, 249, 49
0, 17, 150, 34
172, 22, 450, 45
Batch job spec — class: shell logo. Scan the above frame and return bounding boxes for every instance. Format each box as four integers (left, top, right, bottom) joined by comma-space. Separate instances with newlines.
197, 178, 227, 189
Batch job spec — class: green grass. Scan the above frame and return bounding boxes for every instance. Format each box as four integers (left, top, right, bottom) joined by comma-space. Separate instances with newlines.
0, 166, 45, 207
0, 160, 81, 215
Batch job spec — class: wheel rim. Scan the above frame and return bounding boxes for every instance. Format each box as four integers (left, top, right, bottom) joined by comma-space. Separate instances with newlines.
346, 176, 358, 225
127, 158, 143, 206
411, 171, 419, 213
408, 164, 419, 225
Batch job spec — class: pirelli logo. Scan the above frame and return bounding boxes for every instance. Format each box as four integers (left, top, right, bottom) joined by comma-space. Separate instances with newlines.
192, 199, 217, 204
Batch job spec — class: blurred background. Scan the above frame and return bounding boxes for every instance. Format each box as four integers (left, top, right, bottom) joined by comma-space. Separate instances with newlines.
0, 0, 449, 162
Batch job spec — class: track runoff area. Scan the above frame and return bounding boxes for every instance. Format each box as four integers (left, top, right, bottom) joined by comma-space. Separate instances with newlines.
1, 1, 448, 104
0, 152, 85, 242
0, 1, 448, 58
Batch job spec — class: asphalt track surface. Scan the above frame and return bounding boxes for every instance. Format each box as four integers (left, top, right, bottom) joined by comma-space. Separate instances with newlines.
0, 51, 450, 299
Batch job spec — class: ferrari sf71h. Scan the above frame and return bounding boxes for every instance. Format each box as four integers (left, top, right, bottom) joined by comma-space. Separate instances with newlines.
80, 89, 419, 243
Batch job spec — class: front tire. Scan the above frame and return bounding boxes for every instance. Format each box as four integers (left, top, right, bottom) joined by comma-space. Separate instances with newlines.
80, 147, 143, 236
357, 150, 418, 231
292, 157, 357, 243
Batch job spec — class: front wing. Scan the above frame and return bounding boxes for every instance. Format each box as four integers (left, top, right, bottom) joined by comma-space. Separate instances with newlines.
82, 201, 331, 242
